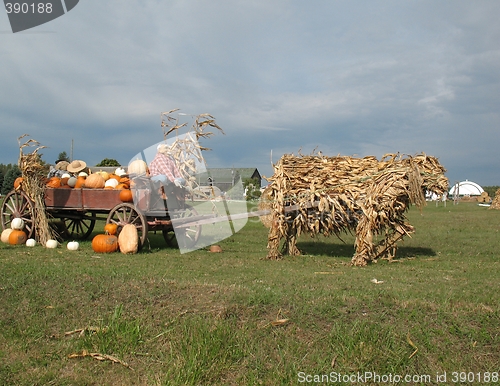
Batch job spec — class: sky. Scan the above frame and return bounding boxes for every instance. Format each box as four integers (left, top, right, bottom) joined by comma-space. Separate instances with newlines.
1, 0, 499, 187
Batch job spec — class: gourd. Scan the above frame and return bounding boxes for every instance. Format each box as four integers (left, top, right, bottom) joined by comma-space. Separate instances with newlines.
26, 238, 36, 247
119, 189, 133, 203
46, 239, 59, 248
104, 223, 118, 235
14, 177, 24, 190
1, 229, 14, 243
118, 224, 138, 254
114, 167, 126, 177
84, 174, 105, 189
67, 241, 79, 250
104, 178, 119, 188
9, 229, 27, 245
92, 234, 119, 253
11, 217, 25, 230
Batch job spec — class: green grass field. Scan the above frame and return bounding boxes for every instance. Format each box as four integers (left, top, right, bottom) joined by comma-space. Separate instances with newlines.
0, 202, 499, 385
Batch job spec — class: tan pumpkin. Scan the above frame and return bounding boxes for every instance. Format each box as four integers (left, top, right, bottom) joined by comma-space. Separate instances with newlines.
92, 234, 119, 253
9, 229, 27, 245
119, 189, 133, 203
118, 224, 139, 254
128, 160, 148, 176
1, 229, 14, 243
84, 174, 105, 189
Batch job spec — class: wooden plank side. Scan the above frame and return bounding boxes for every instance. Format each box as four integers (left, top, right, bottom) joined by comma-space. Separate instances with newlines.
44, 188, 122, 210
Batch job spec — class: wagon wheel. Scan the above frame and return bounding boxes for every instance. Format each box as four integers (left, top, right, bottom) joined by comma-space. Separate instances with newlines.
0, 190, 35, 238
106, 203, 148, 250
163, 205, 201, 249
60, 212, 96, 240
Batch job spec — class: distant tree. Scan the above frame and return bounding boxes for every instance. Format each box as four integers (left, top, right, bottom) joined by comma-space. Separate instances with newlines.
1, 165, 21, 195
243, 177, 262, 201
96, 158, 120, 167
0, 169, 4, 194
57, 151, 70, 162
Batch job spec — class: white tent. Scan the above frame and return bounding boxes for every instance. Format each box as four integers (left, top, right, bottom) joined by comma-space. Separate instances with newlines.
449, 180, 484, 196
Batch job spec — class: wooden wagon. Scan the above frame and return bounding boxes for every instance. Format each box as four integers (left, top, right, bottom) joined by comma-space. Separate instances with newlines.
0, 179, 202, 250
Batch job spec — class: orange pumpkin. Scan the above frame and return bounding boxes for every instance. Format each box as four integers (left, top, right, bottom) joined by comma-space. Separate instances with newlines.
60, 177, 69, 186
104, 223, 118, 235
14, 177, 24, 190
91, 234, 119, 253
74, 176, 86, 189
46, 177, 61, 188
9, 229, 27, 245
119, 189, 133, 203
108, 174, 121, 182
115, 183, 128, 190
119, 177, 130, 189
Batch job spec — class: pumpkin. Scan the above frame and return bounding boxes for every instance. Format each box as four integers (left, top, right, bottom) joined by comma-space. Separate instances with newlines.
67, 176, 77, 188
46, 239, 59, 248
14, 177, 24, 190
115, 167, 126, 177
60, 177, 70, 186
104, 223, 118, 235
61, 173, 71, 179
108, 174, 122, 182
1, 229, 14, 243
119, 189, 133, 203
118, 224, 139, 254
84, 174, 105, 189
46, 177, 61, 188
96, 171, 109, 181
128, 160, 148, 176
92, 234, 119, 253
74, 176, 86, 189
9, 229, 27, 245
11, 217, 25, 230
115, 183, 128, 190
104, 178, 119, 188
67, 241, 80, 251
78, 172, 88, 177
209, 245, 223, 253
26, 238, 36, 247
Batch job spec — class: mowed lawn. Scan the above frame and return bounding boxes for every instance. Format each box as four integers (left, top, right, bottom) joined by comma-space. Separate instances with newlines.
0, 202, 499, 385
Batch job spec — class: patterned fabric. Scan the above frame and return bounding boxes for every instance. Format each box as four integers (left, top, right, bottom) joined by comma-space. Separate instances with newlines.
149, 153, 182, 182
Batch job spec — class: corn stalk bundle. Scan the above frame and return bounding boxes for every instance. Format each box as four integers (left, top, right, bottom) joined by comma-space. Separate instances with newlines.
160, 110, 224, 195
262, 152, 448, 266
489, 189, 500, 210
17, 135, 58, 245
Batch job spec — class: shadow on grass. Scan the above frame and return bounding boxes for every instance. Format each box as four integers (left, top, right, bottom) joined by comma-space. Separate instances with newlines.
296, 240, 436, 260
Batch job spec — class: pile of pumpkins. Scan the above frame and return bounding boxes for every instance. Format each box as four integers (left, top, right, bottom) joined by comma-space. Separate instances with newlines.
1, 217, 138, 254
42, 167, 134, 203
91, 223, 139, 254
0, 217, 79, 250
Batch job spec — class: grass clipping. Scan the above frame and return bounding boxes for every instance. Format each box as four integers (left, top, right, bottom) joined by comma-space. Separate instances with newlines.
262, 152, 448, 266
18, 135, 57, 245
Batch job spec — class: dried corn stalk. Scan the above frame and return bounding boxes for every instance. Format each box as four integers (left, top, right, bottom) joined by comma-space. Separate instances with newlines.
263, 152, 448, 266
18, 135, 58, 244
489, 189, 500, 210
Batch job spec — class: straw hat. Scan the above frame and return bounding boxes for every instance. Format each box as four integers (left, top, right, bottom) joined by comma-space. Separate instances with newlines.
55, 160, 69, 171
67, 160, 87, 173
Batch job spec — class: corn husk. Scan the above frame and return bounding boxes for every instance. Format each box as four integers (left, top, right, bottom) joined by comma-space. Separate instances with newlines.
262, 152, 448, 266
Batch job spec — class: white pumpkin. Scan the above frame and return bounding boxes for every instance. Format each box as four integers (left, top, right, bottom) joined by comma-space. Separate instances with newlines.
127, 160, 148, 176
115, 167, 126, 177
1, 229, 14, 243
67, 176, 77, 187
11, 217, 25, 230
26, 238, 36, 247
67, 241, 79, 251
104, 178, 119, 188
61, 173, 71, 179
78, 172, 88, 177
45, 239, 58, 249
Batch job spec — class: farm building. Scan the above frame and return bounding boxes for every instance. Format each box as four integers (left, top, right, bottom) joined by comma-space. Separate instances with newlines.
194, 168, 262, 192
449, 180, 484, 197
